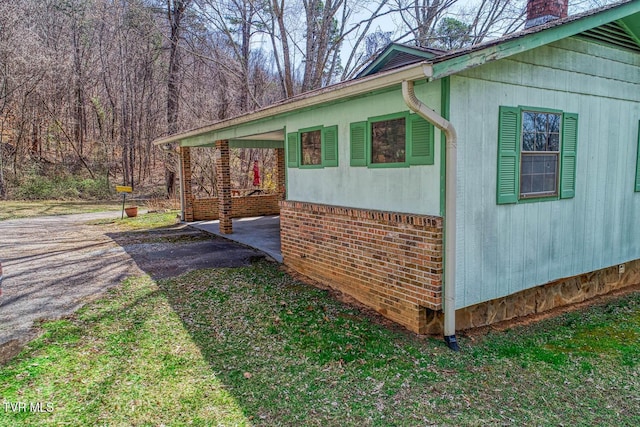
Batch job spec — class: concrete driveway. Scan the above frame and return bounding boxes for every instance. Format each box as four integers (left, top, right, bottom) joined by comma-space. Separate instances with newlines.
0, 211, 264, 362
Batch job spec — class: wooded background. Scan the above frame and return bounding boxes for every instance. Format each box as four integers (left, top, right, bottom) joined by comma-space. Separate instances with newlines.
0, 0, 611, 200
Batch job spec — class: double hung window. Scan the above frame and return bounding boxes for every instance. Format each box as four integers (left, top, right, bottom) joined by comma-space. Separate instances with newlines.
497, 106, 578, 204
350, 112, 434, 167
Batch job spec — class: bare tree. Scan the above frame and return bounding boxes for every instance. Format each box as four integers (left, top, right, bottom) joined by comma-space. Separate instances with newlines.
165, 0, 193, 196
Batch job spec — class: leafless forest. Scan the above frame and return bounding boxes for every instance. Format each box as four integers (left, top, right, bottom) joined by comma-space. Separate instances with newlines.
0, 0, 611, 200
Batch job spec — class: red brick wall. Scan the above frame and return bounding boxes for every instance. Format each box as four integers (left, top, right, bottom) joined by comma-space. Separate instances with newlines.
232, 194, 281, 218
192, 194, 281, 221
280, 201, 443, 334
192, 198, 219, 220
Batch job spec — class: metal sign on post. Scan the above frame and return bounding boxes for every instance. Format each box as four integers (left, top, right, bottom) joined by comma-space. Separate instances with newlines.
116, 185, 133, 219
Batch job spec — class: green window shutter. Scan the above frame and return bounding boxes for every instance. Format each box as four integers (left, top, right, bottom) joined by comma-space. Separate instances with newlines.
635, 120, 640, 192
408, 114, 434, 165
496, 106, 520, 204
560, 113, 579, 199
350, 121, 367, 167
286, 132, 298, 168
322, 125, 338, 167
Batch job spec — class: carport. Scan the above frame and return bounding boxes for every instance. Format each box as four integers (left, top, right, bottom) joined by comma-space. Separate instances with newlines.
191, 215, 282, 263
155, 122, 286, 236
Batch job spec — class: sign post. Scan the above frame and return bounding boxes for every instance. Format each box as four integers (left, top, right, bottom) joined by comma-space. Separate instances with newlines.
116, 185, 133, 219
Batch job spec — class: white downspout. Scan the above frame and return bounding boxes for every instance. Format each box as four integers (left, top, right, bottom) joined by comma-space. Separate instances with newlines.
402, 78, 459, 351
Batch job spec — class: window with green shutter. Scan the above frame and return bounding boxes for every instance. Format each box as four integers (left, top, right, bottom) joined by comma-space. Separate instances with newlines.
349, 112, 435, 168
496, 106, 579, 204
291, 125, 339, 169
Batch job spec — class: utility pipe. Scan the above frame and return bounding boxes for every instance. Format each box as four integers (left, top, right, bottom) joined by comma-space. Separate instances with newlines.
402, 79, 459, 351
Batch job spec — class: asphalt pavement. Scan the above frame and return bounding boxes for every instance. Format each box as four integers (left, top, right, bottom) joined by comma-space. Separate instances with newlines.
0, 211, 265, 363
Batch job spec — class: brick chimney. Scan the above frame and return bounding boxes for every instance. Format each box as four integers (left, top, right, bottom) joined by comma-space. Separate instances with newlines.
525, 0, 569, 29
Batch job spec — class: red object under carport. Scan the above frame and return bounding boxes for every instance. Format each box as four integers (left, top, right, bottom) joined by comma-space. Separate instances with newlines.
252, 160, 260, 187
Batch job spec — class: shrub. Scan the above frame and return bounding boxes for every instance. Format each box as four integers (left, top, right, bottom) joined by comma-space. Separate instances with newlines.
15, 174, 111, 200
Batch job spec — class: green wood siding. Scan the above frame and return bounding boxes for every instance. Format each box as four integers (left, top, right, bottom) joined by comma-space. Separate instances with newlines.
496, 106, 520, 204
408, 114, 435, 165
322, 125, 338, 167
560, 113, 579, 199
350, 121, 367, 166
285, 82, 442, 216
636, 120, 640, 192
287, 132, 298, 167
452, 37, 640, 310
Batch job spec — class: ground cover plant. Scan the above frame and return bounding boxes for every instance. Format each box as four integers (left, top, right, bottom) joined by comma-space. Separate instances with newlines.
1, 257, 638, 426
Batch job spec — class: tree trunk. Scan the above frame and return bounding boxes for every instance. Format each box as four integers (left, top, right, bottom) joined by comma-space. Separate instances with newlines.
166, 0, 191, 196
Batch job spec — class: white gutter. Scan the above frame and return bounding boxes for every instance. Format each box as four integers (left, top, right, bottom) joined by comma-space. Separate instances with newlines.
402, 78, 459, 351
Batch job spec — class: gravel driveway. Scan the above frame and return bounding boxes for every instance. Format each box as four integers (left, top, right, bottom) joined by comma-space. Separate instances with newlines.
0, 211, 263, 362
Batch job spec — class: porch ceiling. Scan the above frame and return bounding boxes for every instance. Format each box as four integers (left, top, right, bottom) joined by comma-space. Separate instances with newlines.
179, 129, 285, 149
230, 130, 284, 149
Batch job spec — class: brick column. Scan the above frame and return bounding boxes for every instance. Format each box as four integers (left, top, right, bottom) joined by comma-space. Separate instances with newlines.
180, 146, 193, 222
275, 147, 286, 199
215, 140, 232, 234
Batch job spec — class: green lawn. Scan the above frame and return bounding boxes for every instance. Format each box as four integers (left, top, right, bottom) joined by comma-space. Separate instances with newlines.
1, 261, 638, 426
0, 200, 123, 221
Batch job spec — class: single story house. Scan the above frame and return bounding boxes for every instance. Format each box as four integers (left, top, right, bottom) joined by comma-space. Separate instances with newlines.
154, 0, 640, 349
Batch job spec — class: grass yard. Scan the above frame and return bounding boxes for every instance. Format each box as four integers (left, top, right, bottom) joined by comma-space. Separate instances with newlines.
0, 200, 123, 221
1, 260, 638, 426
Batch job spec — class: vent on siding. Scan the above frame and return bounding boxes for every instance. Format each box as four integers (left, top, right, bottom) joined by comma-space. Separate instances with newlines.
578, 21, 640, 53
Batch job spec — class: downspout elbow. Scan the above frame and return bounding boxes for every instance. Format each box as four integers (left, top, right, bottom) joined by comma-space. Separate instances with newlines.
402, 79, 459, 351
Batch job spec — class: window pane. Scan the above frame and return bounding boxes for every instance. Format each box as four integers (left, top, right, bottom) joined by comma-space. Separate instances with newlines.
301, 130, 322, 165
548, 114, 560, 133
549, 133, 560, 151
535, 133, 547, 151
371, 118, 406, 163
522, 111, 561, 153
523, 132, 535, 151
522, 112, 535, 134
520, 153, 558, 196
535, 113, 547, 133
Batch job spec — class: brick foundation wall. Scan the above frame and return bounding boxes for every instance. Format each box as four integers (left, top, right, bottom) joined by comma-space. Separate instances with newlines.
454, 259, 640, 331
280, 201, 443, 334
192, 194, 281, 221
